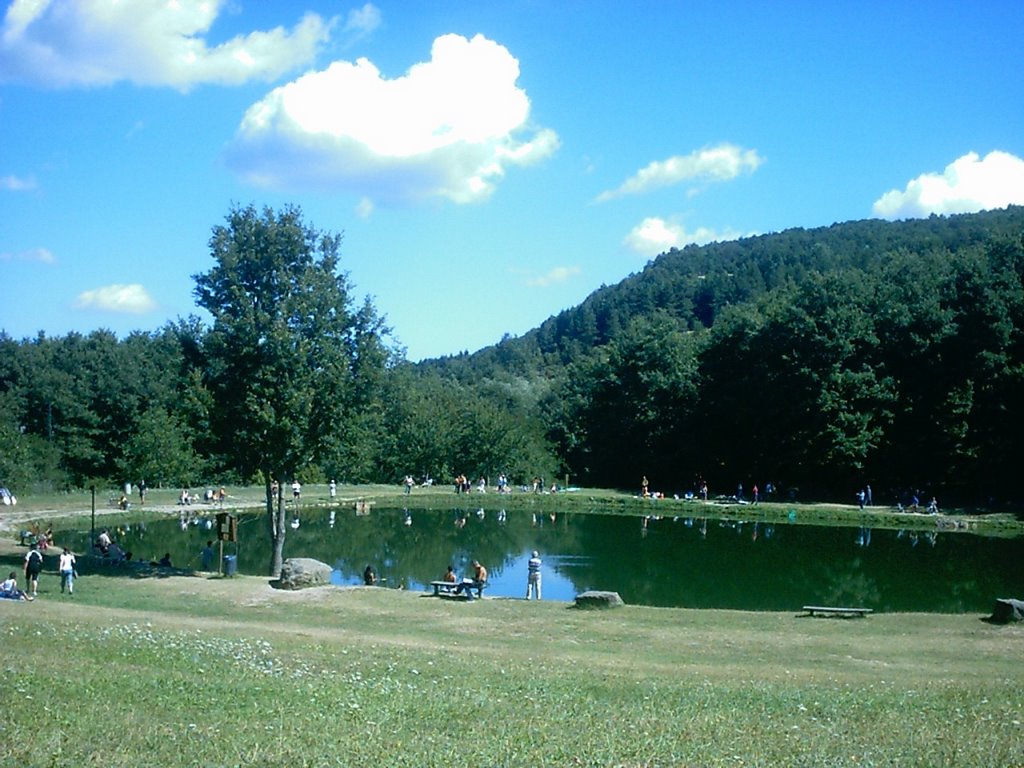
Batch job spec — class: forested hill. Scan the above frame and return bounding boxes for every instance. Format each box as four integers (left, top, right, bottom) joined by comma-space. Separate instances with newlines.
3, 206, 1022, 503
425, 207, 1024, 379
419, 207, 1024, 502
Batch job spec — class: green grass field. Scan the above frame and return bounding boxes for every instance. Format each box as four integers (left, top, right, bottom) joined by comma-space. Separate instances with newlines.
3, 486, 1023, 766
2, 543, 1023, 767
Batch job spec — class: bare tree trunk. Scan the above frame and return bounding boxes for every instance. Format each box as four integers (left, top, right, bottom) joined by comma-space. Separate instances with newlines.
268, 475, 286, 577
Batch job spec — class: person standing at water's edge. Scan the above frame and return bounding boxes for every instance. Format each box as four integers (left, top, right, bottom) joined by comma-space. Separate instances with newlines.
526, 550, 542, 600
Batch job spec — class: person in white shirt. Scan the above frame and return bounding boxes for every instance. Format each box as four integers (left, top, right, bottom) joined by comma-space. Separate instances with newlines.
59, 548, 77, 595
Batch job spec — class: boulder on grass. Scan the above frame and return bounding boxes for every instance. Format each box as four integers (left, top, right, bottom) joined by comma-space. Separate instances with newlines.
574, 590, 624, 609
985, 598, 1024, 624
277, 558, 333, 590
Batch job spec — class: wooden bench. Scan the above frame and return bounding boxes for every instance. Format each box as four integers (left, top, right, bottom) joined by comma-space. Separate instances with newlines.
431, 580, 487, 599
803, 605, 873, 618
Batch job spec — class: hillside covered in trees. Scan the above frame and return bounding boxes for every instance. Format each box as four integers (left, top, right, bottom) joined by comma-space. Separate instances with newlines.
3, 207, 1023, 506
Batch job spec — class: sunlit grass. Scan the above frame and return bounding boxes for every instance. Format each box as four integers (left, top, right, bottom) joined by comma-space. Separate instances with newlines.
2, 571, 1022, 767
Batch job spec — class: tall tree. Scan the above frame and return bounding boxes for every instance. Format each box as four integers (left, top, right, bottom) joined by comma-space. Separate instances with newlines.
194, 204, 388, 576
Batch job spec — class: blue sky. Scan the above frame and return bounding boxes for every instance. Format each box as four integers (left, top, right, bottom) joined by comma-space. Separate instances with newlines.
2, 1, 1023, 361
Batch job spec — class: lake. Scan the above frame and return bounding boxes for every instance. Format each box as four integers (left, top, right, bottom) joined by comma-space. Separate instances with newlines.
72, 506, 1024, 612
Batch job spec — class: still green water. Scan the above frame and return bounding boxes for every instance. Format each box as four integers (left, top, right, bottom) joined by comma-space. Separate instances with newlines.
71, 506, 1023, 612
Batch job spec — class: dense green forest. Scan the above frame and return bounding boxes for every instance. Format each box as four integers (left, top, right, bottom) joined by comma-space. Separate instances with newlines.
3, 206, 1023, 507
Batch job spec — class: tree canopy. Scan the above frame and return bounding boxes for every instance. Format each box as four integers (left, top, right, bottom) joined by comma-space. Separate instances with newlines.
2, 206, 1023, 509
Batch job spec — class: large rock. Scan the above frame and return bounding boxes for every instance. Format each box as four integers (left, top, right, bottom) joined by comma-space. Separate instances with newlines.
574, 590, 625, 609
986, 598, 1024, 624
278, 558, 333, 590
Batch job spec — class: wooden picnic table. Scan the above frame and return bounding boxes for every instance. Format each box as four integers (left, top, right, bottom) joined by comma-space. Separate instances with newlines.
430, 580, 487, 598
802, 605, 873, 618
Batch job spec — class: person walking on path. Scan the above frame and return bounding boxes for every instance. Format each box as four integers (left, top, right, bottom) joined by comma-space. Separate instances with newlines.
24, 543, 43, 597
59, 547, 76, 595
526, 550, 542, 600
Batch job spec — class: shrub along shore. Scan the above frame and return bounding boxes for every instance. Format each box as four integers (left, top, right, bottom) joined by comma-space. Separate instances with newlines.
2, 486, 1023, 766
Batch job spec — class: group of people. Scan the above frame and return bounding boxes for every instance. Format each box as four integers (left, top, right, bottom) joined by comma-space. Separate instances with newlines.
436, 552, 542, 601
440, 559, 489, 600
177, 487, 226, 505
3, 543, 78, 600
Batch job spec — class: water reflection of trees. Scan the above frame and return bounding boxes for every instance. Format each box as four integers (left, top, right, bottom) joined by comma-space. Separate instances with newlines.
254, 507, 589, 589
66, 508, 1024, 611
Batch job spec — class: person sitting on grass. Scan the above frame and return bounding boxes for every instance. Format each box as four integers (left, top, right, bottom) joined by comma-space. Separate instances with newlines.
363, 565, 378, 585
1, 571, 34, 601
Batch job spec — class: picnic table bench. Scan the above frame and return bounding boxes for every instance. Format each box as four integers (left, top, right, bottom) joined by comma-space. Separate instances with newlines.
802, 605, 873, 618
430, 580, 487, 599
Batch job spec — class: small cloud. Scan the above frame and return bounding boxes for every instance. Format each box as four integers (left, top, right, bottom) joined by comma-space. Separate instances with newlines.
596, 143, 763, 202
0, 247, 55, 263
355, 197, 374, 219
343, 3, 382, 40
623, 217, 746, 257
873, 150, 1024, 219
1, 174, 36, 191
73, 283, 156, 314
526, 265, 581, 288
225, 33, 559, 205
0, 1, 332, 91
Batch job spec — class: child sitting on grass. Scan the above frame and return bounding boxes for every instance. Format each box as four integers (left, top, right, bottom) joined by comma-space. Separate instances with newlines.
1, 571, 34, 601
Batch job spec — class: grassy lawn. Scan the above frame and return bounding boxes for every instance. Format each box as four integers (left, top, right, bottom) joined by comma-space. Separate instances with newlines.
2, 541, 1023, 767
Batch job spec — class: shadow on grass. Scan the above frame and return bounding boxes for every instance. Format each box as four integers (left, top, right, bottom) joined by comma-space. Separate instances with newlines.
0, 545, 212, 582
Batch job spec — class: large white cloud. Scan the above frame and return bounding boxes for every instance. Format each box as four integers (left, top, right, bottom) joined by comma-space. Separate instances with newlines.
225, 33, 559, 205
0, 0, 331, 90
624, 217, 746, 257
597, 144, 763, 202
873, 150, 1024, 219
73, 283, 156, 314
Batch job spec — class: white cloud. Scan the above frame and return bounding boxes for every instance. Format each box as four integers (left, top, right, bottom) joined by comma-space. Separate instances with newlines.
1, 174, 36, 191
73, 283, 156, 314
526, 265, 581, 288
225, 33, 559, 205
873, 150, 1024, 219
0, 246, 54, 263
597, 144, 763, 202
343, 3, 381, 40
623, 217, 745, 257
0, 0, 331, 90
355, 197, 374, 219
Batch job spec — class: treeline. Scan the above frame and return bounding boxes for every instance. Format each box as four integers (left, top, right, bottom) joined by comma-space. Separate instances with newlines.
426, 207, 1024, 504
2, 207, 1023, 505
0, 322, 555, 493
